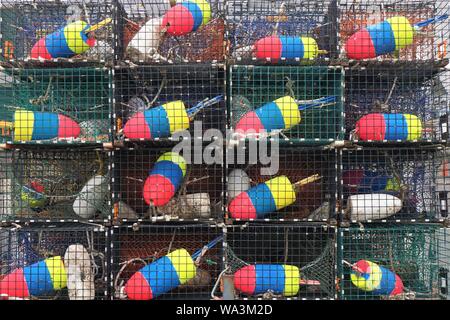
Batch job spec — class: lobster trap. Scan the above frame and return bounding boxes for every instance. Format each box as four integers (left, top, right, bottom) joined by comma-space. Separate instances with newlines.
338, 224, 450, 300
345, 66, 449, 143
226, 146, 337, 221
112, 147, 223, 222
0, 67, 113, 145
226, 0, 338, 64
0, 0, 115, 65
117, 0, 225, 63
218, 223, 336, 300
341, 146, 446, 223
115, 64, 225, 143
0, 222, 108, 300
111, 223, 223, 300
0, 148, 111, 222
338, 0, 450, 62
228, 65, 344, 144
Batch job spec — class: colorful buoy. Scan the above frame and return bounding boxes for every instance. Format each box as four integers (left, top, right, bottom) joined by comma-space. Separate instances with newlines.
12, 110, 80, 142
228, 175, 296, 219
0, 256, 67, 298
123, 101, 189, 140
254, 35, 325, 62
233, 264, 300, 297
143, 152, 187, 207
21, 181, 47, 209
30, 21, 96, 60
343, 169, 400, 193
235, 96, 300, 134
350, 260, 404, 296
345, 15, 448, 60
161, 0, 211, 36
355, 113, 422, 141
234, 96, 336, 135
124, 248, 196, 300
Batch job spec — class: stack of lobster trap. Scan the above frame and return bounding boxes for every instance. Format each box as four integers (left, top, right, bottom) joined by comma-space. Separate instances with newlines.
0, 0, 448, 301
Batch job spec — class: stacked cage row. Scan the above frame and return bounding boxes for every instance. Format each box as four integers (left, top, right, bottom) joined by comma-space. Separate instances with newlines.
1, 0, 449, 65
0, 222, 448, 300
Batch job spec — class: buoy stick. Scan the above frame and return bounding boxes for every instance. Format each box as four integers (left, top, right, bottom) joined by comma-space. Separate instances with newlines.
317, 49, 328, 55
293, 174, 321, 191
192, 235, 223, 260
0, 121, 13, 130
297, 96, 337, 111
414, 14, 448, 29
342, 259, 364, 274
187, 95, 224, 118
84, 18, 112, 33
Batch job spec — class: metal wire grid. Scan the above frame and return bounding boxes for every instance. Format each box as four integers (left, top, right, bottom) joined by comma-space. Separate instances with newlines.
223, 223, 336, 300
0, 222, 108, 300
114, 64, 225, 143
0, 148, 111, 222
112, 147, 224, 222
0, 0, 116, 65
228, 65, 344, 144
226, 0, 338, 64
111, 223, 223, 300
344, 66, 449, 143
338, 0, 450, 62
226, 146, 337, 222
0, 67, 113, 145
338, 224, 450, 300
117, 0, 226, 63
340, 146, 446, 223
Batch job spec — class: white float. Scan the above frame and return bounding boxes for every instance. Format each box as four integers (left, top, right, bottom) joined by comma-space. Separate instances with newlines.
73, 175, 108, 219
347, 193, 402, 221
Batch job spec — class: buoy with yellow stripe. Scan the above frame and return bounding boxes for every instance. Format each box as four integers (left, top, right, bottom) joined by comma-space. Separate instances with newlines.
228, 174, 321, 220
123, 95, 222, 140
355, 113, 422, 141
0, 256, 67, 298
234, 96, 336, 135
162, 0, 211, 36
30, 18, 112, 60
143, 152, 187, 207
254, 35, 327, 62
124, 236, 222, 300
346, 260, 404, 296
1, 110, 81, 142
345, 15, 448, 60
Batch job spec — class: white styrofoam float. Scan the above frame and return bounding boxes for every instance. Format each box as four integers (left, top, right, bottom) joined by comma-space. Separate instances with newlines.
64, 244, 95, 300
227, 169, 250, 202
73, 175, 108, 219
347, 193, 402, 221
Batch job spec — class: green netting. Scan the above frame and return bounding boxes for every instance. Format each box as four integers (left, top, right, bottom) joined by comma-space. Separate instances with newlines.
338, 224, 449, 300
229, 65, 344, 145
0, 67, 112, 144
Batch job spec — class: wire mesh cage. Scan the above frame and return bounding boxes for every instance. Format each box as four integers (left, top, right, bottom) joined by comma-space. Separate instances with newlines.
228, 65, 344, 144
0, 222, 108, 300
218, 223, 336, 300
0, 148, 111, 222
112, 223, 223, 300
117, 0, 225, 63
338, 224, 450, 300
226, 0, 338, 64
226, 146, 337, 222
0, 67, 113, 145
345, 66, 449, 143
115, 64, 225, 143
341, 146, 446, 223
0, 0, 115, 65
112, 147, 223, 222
436, 149, 450, 219
338, 0, 450, 62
